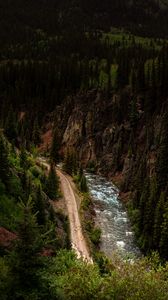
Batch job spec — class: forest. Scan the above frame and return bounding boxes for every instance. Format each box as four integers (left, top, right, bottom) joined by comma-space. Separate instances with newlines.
0, 0, 168, 299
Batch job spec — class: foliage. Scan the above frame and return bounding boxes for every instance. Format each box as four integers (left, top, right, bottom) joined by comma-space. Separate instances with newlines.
45, 164, 59, 199
19, 147, 29, 170
50, 128, 61, 164
0, 257, 10, 300
0, 194, 23, 231
86, 160, 97, 173
156, 111, 168, 190
63, 150, 78, 176
1, 1, 168, 297
33, 184, 46, 226
9, 198, 44, 295
0, 133, 10, 185
40, 250, 168, 300
89, 227, 101, 246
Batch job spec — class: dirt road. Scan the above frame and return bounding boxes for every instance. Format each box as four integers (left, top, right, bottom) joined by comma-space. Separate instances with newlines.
37, 158, 92, 263
57, 169, 92, 263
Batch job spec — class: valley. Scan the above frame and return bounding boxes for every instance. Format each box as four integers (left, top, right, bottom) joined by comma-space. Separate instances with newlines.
0, 1, 168, 299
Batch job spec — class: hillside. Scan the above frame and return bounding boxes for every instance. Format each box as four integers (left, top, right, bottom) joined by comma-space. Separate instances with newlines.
0, 0, 168, 43
0, 14, 168, 259
1, 0, 168, 299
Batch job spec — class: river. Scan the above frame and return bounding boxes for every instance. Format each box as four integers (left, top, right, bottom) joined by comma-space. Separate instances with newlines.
85, 173, 141, 259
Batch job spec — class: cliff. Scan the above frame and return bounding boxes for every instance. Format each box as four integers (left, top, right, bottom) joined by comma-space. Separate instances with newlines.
42, 89, 163, 193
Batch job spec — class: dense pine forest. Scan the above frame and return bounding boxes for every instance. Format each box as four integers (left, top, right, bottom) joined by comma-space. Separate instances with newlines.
1, 0, 168, 299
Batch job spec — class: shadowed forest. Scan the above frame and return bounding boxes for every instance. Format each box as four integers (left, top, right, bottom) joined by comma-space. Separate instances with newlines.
1, 1, 168, 299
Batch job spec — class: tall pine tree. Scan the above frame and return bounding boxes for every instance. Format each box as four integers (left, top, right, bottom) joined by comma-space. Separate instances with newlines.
0, 132, 10, 185
46, 164, 59, 199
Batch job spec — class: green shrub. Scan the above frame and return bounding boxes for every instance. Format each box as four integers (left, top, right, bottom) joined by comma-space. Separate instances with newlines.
81, 195, 92, 210
29, 165, 42, 178
0, 195, 22, 230
8, 175, 23, 198
89, 228, 101, 246
0, 180, 6, 195
87, 160, 97, 173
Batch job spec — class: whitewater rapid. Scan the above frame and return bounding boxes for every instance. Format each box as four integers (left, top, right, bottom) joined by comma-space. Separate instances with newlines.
85, 173, 141, 259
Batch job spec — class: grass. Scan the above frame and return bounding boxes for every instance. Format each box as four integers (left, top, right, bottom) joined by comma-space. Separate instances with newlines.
101, 30, 167, 49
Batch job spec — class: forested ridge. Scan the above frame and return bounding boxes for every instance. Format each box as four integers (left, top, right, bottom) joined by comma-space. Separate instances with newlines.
0, 0, 168, 41
1, 0, 168, 299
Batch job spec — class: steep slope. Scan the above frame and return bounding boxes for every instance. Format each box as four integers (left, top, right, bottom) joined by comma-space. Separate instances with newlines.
42, 87, 168, 260
0, 0, 168, 42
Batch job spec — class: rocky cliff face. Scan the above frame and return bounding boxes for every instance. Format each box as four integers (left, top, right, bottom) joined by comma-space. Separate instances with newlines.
43, 89, 162, 193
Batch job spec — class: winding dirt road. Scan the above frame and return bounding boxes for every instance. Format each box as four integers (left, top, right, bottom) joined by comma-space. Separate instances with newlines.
38, 158, 92, 263
57, 169, 92, 263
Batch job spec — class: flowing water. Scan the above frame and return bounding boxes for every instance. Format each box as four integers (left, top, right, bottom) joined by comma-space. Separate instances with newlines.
85, 173, 141, 259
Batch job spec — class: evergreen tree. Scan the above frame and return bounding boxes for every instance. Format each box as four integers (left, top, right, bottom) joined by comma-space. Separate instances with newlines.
32, 118, 41, 145
0, 132, 10, 185
50, 128, 60, 164
130, 68, 137, 93
63, 150, 71, 175
63, 150, 78, 176
159, 202, 168, 260
153, 191, 166, 248
46, 164, 59, 199
5, 107, 18, 143
79, 166, 84, 180
129, 97, 138, 128
137, 177, 150, 233
34, 185, 46, 226
156, 111, 168, 191
19, 147, 29, 170
9, 197, 43, 296
21, 171, 32, 202
142, 175, 158, 251
80, 174, 88, 193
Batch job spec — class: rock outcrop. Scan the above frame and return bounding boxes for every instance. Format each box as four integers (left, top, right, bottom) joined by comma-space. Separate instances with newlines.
42, 89, 160, 192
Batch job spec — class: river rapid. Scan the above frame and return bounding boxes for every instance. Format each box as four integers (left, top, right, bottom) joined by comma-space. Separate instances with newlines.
85, 173, 141, 259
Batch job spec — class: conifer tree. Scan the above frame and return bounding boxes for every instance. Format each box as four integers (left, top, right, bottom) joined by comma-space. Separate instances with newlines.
32, 118, 41, 145
5, 107, 18, 143
34, 185, 46, 226
129, 97, 138, 128
63, 149, 71, 174
159, 202, 168, 260
46, 164, 59, 199
0, 132, 10, 185
80, 174, 88, 193
138, 178, 150, 232
21, 171, 32, 202
153, 191, 166, 248
9, 198, 43, 295
79, 166, 84, 180
63, 150, 78, 176
142, 175, 158, 250
156, 111, 168, 191
50, 128, 60, 164
19, 147, 28, 170
130, 68, 137, 93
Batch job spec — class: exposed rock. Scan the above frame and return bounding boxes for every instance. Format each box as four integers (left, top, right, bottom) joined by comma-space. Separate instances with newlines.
0, 227, 17, 248
41, 90, 159, 192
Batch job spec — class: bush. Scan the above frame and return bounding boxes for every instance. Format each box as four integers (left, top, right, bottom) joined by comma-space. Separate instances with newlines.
0, 195, 23, 230
0, 180, 6, 195
81, 195, 92, 210
89, 228, 101, 246
79, 175, 88, 193
29, 165, 42, 178
8, 175, 23, 198
87, 161, 97, 173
